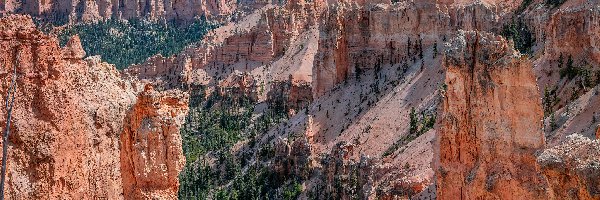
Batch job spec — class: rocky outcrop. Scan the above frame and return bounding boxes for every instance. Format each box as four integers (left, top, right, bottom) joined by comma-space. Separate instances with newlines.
0, 0, 238, 23
538, 134, 600, 200
61, 34, 86, 59
120, 85, 189, 199
267, 78, 312, 116
0, 15, 187, 199
312, 0, 522, 96
436, 30, 550, 199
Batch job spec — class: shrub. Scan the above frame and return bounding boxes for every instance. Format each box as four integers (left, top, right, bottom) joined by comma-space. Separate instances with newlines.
502, 18, 535, 55
546, 0, 566, 8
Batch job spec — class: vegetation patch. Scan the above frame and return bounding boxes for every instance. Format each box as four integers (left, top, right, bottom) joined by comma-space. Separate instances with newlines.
502, 18, 535, 55
179, 86, 292, 199
382, 107, 435, 157
55, 19, 217, 69
546, 0, 566, 8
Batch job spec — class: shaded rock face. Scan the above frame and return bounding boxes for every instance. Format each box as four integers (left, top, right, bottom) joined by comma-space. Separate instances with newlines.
436, 30, 550, 199
271, 137, 312, 182
0, 0, 238, 23
120, 85, 189, 199
267, 78, 312, 116
538, 134, 600, 200
0, 15, 187, 199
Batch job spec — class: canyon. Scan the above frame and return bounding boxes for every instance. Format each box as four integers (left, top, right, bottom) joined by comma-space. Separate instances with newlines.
0, 0, 598, 199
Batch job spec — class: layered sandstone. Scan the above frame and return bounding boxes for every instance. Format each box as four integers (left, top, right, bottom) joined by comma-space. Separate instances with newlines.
120, 85, 189, 199
528, 0, 600, 102
116, 0, 600, 199
436, 30, 550, 199
0, 0, 238, 23
125, 2, 317, 96
0, 15, 187, 199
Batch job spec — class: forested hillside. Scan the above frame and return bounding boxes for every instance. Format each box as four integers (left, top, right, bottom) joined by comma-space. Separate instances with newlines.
55, 19, 217, 69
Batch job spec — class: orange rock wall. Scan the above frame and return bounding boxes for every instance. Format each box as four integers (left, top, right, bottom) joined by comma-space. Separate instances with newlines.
538, 134, 600, 200
0, 15, 187, 199
436, 30, 550, 199
120, 86, 188, 199
1, 0, 237, 22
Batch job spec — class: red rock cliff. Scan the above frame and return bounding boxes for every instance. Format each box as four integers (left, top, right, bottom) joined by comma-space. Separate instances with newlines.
538, 134, 600, 200
1, 0, 238, 23
120, 85, 188, 199
0, 15, 188, 199
436, 30, 550, 199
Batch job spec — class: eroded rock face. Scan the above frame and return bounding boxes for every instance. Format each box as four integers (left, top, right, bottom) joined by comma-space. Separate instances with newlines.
0, 15, 187, 199
123, 1, 530, 198
538, 134, 600, 200
436, 30, 550, 199
120, 85, 189, 199
61, 34, 86, 59
0, 0, 238, 23
0, 15, 132, 199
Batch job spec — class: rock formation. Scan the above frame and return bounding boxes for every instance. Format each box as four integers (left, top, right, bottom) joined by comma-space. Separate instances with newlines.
120, 85, 188, 199
0, 0, 238, 23
436, 30, 550, 199
0, 15, 187, 199
121, 0, 600, 199
538, 134, 600, 200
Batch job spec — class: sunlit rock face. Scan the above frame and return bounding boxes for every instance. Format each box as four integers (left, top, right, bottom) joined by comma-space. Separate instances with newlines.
436, 30, 551, 200
0, 15, 188, 199
1, 0, 238, 23
538, 134, 600, 200
120, 85, 189, 200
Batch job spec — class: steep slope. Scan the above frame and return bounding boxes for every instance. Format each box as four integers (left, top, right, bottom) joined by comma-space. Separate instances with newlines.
437, 29, 600, 200
112, 0, 600, 199
0, 15, 188, 199
525, 0, 600, 144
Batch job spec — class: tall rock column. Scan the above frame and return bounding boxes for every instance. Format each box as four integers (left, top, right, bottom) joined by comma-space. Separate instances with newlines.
435, 30, 550, 199
120, 85, 189, 200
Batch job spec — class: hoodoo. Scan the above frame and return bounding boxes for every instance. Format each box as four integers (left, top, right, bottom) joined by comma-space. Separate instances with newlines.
436, 30, 550, 199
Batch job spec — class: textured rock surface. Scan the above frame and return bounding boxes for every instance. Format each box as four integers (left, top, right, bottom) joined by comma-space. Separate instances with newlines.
0, 15, 187, 199
5, 0, 595, 199
525, 0, 600, 144
124, 0, 535, 198
538, 134, 600, 200
62, 34, 86, 59
120, 85, 189, 199
436, 30, 550, 199
0, 0, 239, 23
